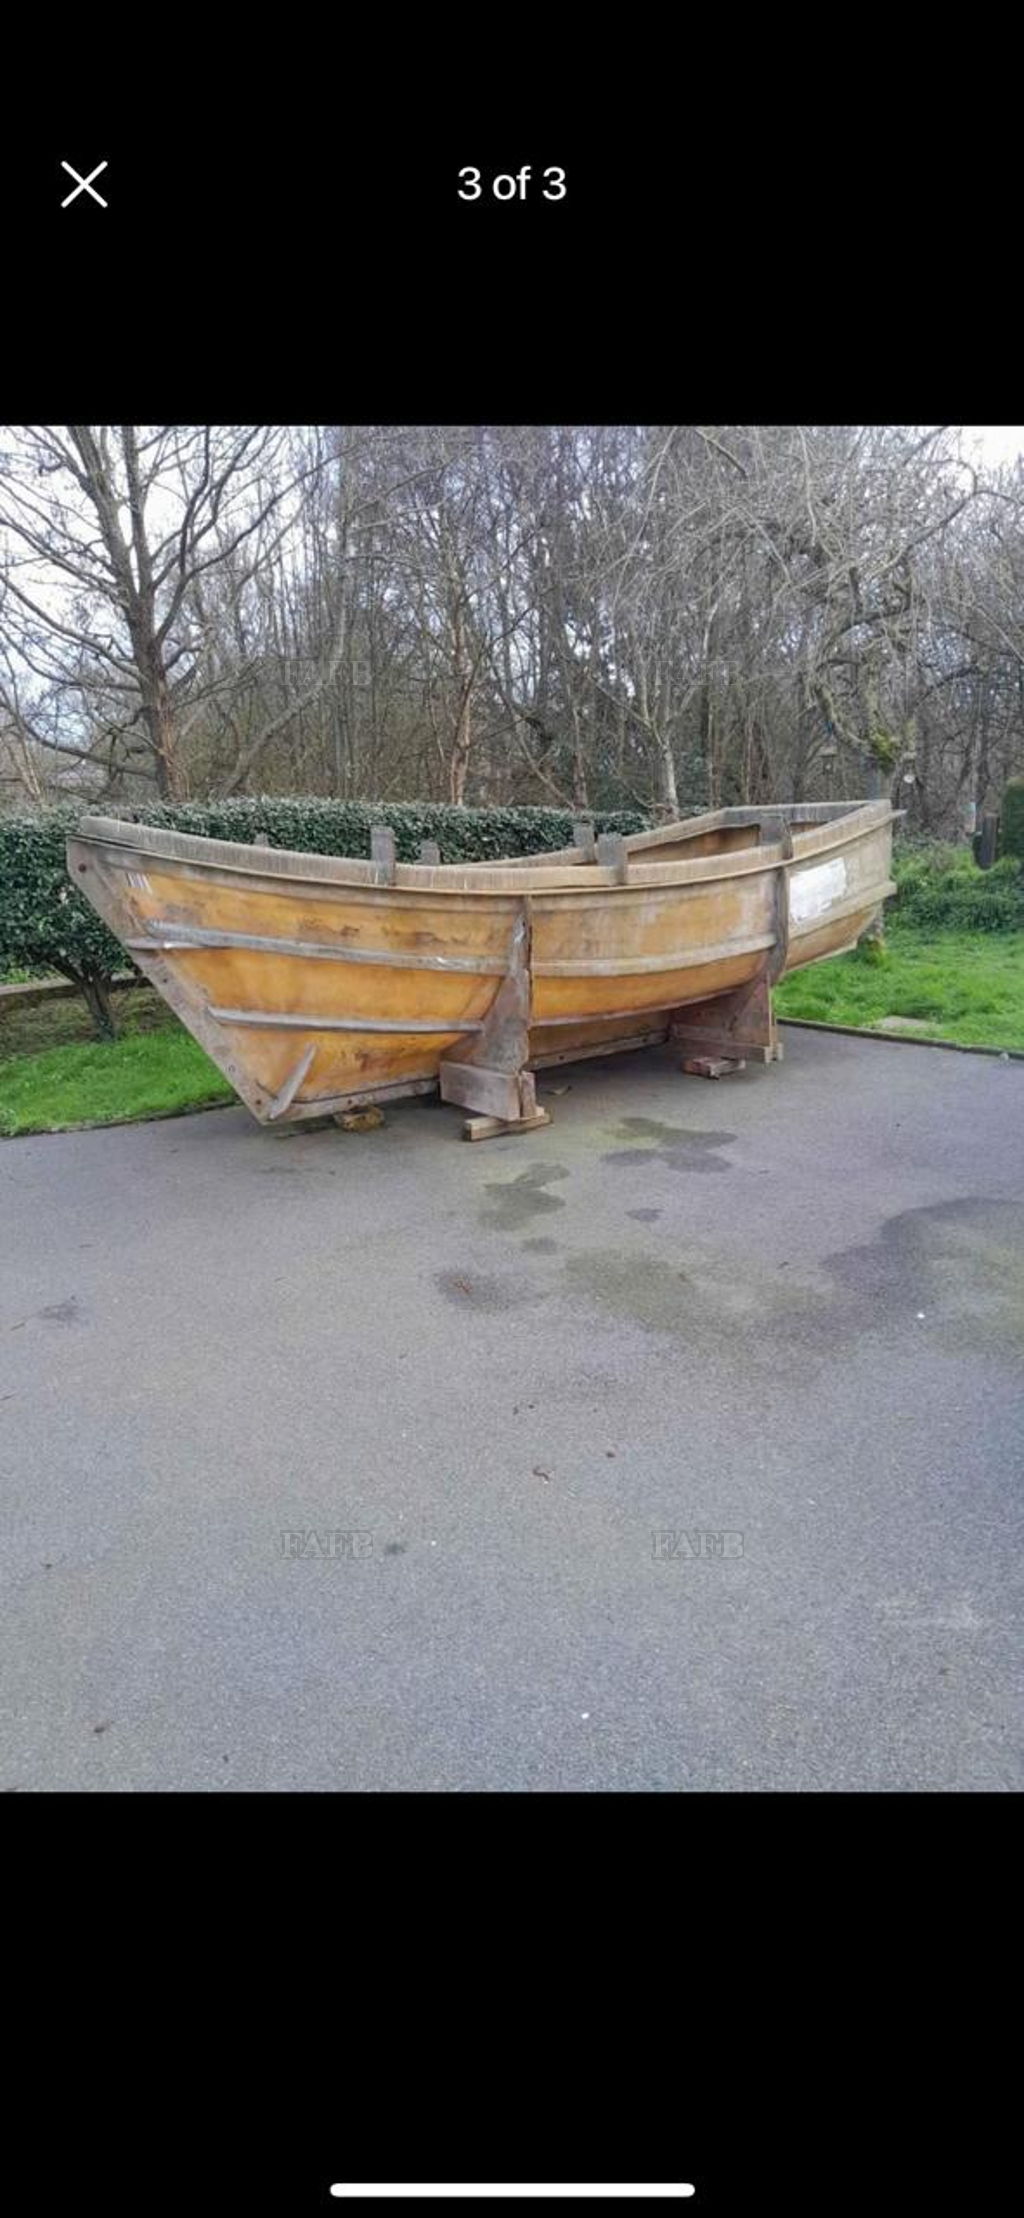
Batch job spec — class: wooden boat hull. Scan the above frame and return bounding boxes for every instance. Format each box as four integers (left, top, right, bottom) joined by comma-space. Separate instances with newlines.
67, 801, 897, 1126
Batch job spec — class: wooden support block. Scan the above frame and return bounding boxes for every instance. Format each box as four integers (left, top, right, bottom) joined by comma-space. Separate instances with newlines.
671, 970, 782, 1064
370, 824, 397, 883
675, 1031, 780, 1065
439, 1060, 538, 1122
462, 1109, 552, 1142
681, 1056, 746, 1080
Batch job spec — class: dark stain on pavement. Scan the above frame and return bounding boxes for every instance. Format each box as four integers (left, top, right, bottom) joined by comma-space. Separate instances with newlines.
480, 1162, 569, 1230
820, 1196, 1024, 1353
627, 1207, 662, 1222
522, 1236, 559, 1254
39, 1298, 80, 1324
563, 1196, 1024, 1366
602, 1116, 735, 1174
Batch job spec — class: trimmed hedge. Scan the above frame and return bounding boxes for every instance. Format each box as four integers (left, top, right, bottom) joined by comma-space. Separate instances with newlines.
891, 842, 1024, 932
1, 799, 651, 1023
1002, 777, 1024, 863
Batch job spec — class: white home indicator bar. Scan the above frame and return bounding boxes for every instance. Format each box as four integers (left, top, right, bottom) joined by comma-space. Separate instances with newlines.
330, 2192, 696, 2202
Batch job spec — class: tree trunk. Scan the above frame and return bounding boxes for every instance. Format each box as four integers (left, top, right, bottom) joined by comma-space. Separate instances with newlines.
75, 972, 117, 1040
449, 687, 472, 805
141, 658, 185, 800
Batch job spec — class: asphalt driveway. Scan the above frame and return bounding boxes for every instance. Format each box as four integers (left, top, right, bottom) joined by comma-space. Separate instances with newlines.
2, 1027, 1022, 1790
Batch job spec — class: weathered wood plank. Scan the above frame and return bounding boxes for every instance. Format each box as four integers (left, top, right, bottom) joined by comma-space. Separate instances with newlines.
207, 1005, 483, 1035
680, 1055, 747, 1079
462, 1108, 552, 1142
439, 1062, 526, 1121
370, 824, 397, 883
125, 921, 507, 974
670, 971, 782, 1064
595, 832, 628, 882
530, 1026, 670, 1068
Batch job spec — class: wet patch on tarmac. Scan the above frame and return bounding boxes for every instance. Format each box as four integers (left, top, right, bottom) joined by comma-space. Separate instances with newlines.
480, 1162, 570, 1230
602, 1116, 735, 1174
821, 1196, 1024, 1355
562, 1197, 1024, 1366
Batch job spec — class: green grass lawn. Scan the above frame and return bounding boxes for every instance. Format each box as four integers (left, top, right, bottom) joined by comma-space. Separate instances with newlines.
775, 928, 1024, 1050
1, 929, 1021, 1135
0, 986, 232, 1135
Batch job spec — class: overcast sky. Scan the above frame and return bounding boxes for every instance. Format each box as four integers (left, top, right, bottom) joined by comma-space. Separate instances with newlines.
961, 425, 1024, 469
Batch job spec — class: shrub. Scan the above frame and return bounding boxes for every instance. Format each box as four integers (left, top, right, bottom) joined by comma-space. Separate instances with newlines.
891, 841, 1024, 932
1001, 777, 1024, 863
1, 799, 652, 1033
0, 808, 128, 1035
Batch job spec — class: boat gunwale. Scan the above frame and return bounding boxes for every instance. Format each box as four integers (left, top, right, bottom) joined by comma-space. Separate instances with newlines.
471, 800, 899, 868
70, 800, 896, 899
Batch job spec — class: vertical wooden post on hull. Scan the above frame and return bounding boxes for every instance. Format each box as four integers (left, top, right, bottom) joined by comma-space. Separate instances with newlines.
371, 825, 397, 884
671, 816, 792, 1075
596, 832, 629, 882
439, 902, 551, 1138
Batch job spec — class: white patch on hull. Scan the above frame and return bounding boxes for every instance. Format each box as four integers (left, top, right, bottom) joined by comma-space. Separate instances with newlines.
789, 855, 847, 925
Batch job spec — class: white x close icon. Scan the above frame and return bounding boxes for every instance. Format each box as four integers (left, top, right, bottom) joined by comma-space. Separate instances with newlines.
61, 160, 108, 208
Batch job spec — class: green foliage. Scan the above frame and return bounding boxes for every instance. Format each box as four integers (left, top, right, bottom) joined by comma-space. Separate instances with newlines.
891, 840, 1024, 932
0, 807, 125, 993
1001, 776, 1024, 862
775, 930, 1024, 1051
0, 798, 651, 993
